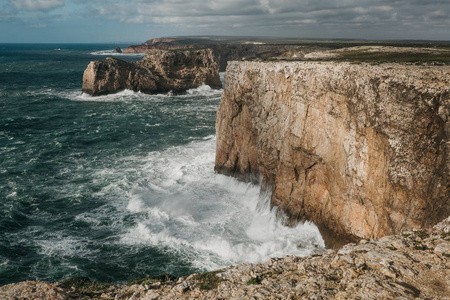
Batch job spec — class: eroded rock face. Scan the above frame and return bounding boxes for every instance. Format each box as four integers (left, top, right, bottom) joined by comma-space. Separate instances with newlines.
122, 38, 301, 71
215, 61, 450, 246
82, 49, 221, 96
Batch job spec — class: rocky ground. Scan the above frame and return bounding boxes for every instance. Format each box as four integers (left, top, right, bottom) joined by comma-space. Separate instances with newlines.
1, 217, 448, 299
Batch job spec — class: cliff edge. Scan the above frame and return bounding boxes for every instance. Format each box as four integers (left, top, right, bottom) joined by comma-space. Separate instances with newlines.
82, 49, 222, 96
215, 60, 449, 247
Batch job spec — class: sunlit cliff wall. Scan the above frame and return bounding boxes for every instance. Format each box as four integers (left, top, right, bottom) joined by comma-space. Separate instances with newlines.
215, 61, 449, 246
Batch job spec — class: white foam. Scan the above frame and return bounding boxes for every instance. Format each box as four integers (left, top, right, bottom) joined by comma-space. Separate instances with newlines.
61, 85, 221, 103
119, 137, 325, 271
35, 234, 99, 258
185, 84, 223, 97
70, 89, 152, 102
90, 50, 146, 57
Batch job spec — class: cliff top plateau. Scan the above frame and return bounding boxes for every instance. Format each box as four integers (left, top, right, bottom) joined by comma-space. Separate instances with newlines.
122, 37, 450, 71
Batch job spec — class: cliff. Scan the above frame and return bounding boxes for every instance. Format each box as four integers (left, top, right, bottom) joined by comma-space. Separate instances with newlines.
215, 60, 450, 247
82, 49, 221, 96
122, 37, 303, 71
1, 217, 448, 299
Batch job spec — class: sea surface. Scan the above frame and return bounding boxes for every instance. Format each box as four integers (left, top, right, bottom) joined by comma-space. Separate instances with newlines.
0, 44, 324, 285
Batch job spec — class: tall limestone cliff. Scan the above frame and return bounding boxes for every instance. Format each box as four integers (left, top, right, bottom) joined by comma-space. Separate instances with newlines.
215, 61, 450, 246
82, 49, 222, 96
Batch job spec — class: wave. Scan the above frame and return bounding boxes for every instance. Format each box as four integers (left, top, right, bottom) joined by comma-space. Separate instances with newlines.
90, 50, 147, 57
64, 85, 222, 102
118, 137, 324, 271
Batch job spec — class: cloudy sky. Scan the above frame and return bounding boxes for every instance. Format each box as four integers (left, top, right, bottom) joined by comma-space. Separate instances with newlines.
0, 0, 449, 43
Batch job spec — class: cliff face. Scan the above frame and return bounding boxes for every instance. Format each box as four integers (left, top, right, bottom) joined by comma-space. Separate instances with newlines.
215, 61, 449, 246
82, 49, 221, 96
122, 39, 299, 71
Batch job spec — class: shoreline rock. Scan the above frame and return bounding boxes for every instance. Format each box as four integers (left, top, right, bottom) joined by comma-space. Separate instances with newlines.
82, 48, 222, 96
1, 217, 448, 299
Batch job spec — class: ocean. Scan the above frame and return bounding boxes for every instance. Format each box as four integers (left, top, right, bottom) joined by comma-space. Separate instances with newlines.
0, 44, 324, 285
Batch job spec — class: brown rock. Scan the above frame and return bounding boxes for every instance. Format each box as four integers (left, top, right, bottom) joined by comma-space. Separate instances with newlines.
122, 38, 302, 71
215, 60, 450, 246
82, 48, 221, 96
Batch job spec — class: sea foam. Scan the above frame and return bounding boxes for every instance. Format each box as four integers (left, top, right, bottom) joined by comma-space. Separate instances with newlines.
119, 137, 324, 271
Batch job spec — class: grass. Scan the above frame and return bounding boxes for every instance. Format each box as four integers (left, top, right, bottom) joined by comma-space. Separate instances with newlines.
58, 277, 111, 298
325, 49, 450, 65
192, 271, 223, 290
414, 230, 429, 239
127, 273, 178, 286
247, 274, 266, 285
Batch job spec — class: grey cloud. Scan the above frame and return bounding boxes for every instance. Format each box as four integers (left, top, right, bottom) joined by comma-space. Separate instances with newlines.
83, 0, 450, 40
11, 0, 65, 11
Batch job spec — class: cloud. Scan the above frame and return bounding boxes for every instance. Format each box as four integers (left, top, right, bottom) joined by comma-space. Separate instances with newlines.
11, 0, 64, 11
2, 0, 449, 41
88, 0, 450, 32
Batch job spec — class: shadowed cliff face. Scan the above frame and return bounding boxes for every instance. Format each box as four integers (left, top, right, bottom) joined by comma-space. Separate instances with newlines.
123, 40, 299, 72
82, 49, 222, 96
215, 61, 450, 247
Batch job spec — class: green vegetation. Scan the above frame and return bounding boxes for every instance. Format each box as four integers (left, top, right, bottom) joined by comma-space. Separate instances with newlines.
127, 273, 178, 286
414, 244, 432, 251
334, 50, 450, 65
192, 271, 223, 290
247, 274, 266, 285
59, 277, 110, 298
414, 230, 430, 239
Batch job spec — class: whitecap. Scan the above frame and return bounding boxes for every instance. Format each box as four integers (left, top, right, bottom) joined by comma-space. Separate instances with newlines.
90, 50, 146, 57
118, 137, 325, 271
185, 84, 223, 97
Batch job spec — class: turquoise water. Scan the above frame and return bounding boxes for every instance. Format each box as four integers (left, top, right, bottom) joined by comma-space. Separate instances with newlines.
0, 44, 324, 285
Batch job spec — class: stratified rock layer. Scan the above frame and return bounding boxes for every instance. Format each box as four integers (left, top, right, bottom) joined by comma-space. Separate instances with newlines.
215, 61, 450, 246
82, 49, 221, 96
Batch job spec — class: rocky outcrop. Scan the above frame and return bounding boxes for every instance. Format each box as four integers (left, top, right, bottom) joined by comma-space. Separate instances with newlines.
82, 49, 221, 96
215, 60, 449, 246
1, 217, 448, 299
122, 38, 301, 71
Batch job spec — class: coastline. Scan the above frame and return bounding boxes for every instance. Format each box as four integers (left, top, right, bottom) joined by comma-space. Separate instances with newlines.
1, 216, 448, 299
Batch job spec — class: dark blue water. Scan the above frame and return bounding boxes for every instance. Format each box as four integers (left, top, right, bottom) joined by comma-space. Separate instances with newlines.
0, 44, 323, 285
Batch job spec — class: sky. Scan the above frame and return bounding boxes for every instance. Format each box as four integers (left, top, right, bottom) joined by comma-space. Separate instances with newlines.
0, 0, 449, 43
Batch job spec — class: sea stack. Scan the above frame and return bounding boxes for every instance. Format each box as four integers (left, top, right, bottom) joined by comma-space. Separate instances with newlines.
82, 48, 222, 96
215, 50, 450, 247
